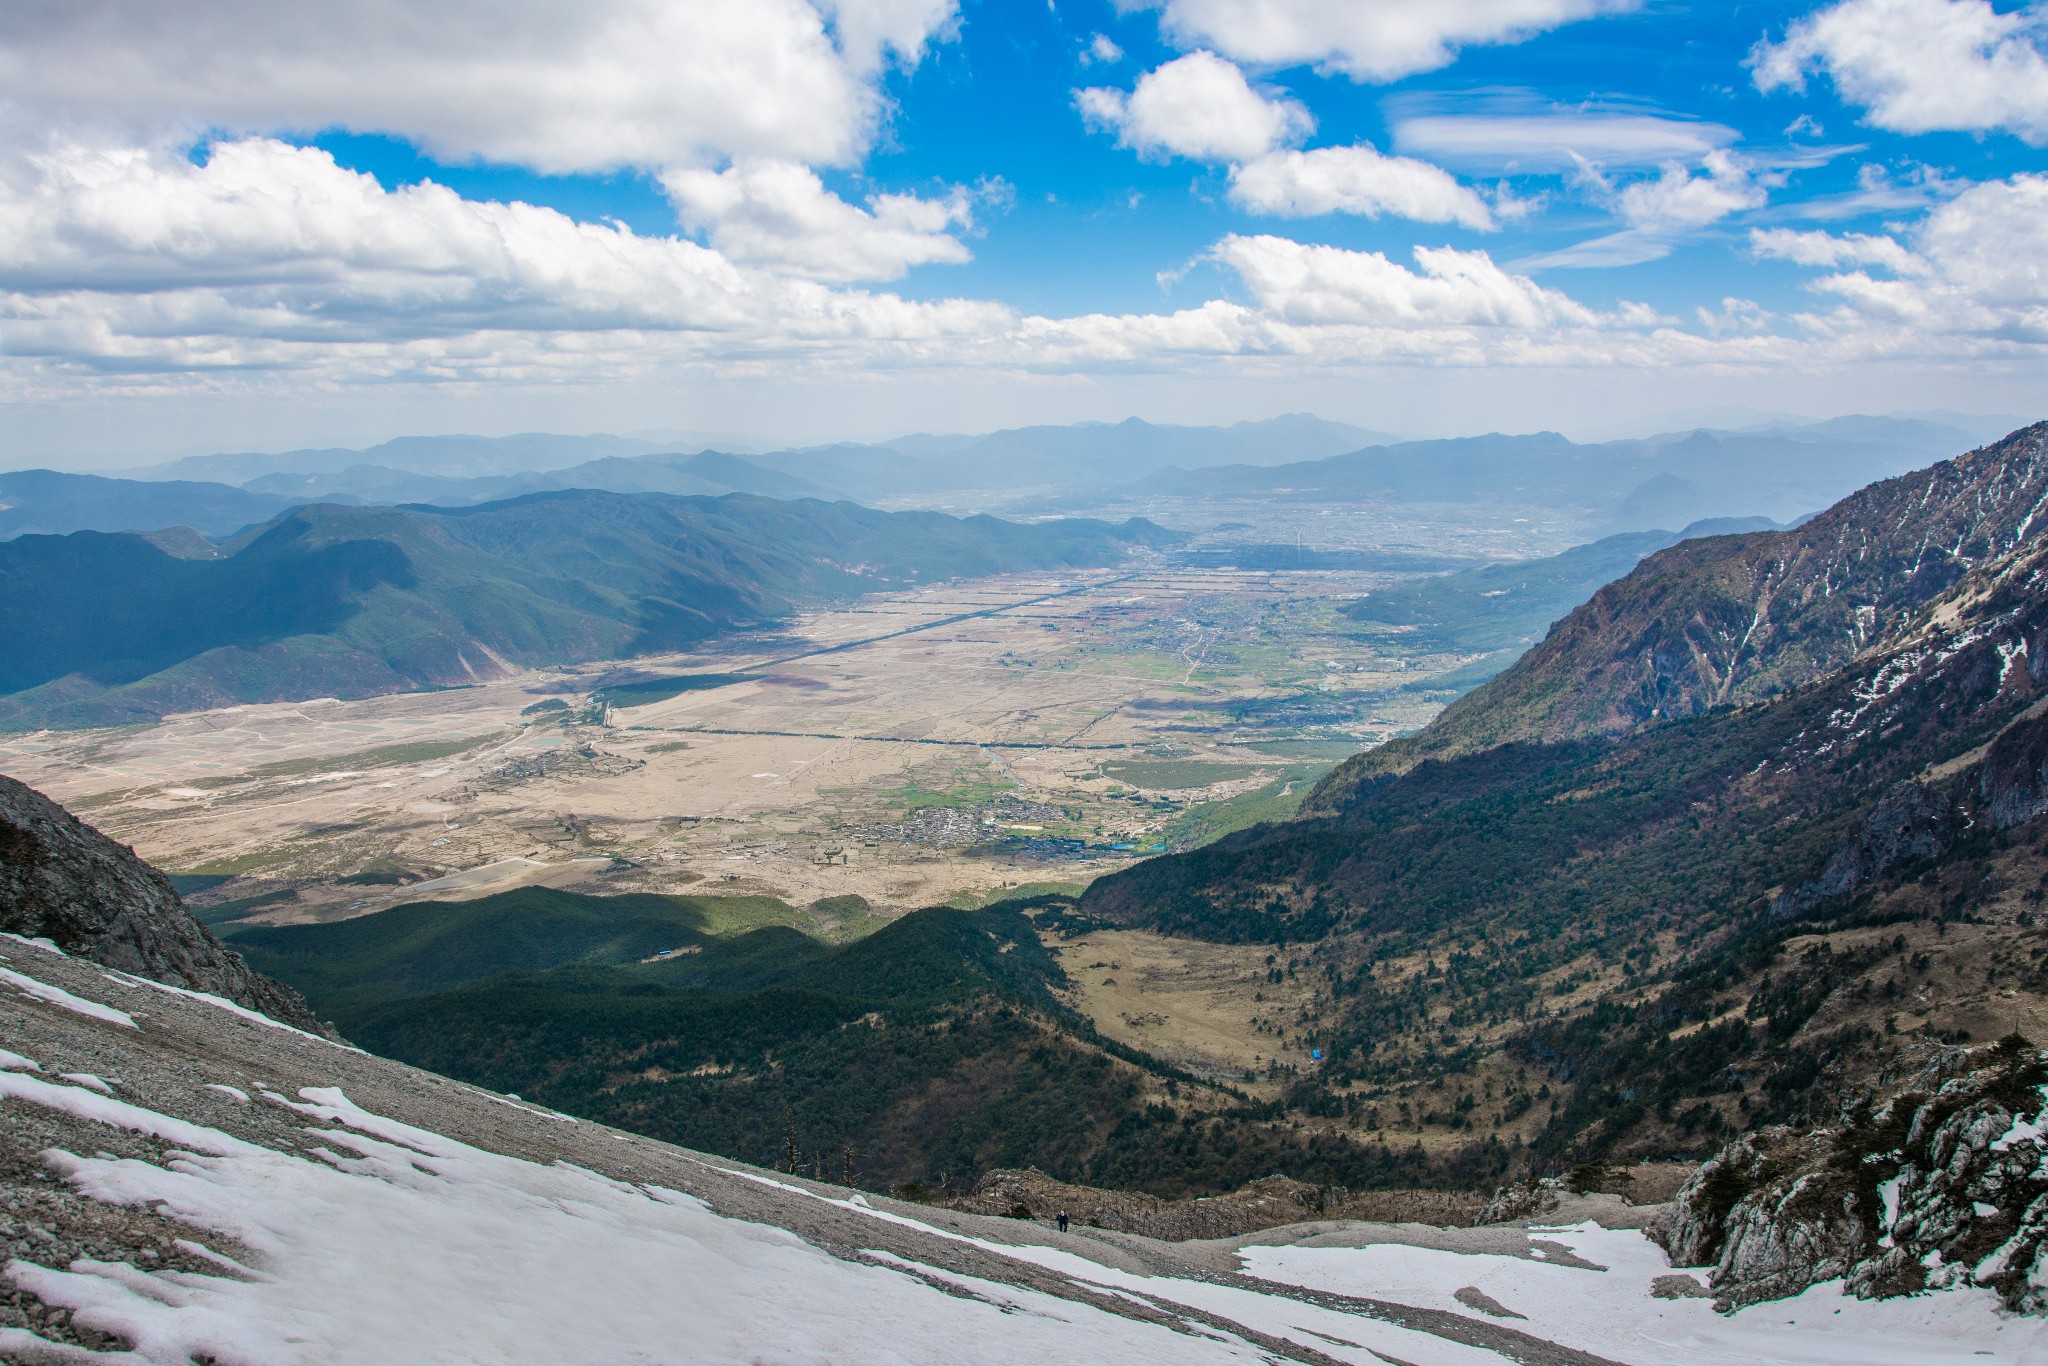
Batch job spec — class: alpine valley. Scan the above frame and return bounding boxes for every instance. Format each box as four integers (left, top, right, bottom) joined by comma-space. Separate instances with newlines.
6, 423, 2048, 1361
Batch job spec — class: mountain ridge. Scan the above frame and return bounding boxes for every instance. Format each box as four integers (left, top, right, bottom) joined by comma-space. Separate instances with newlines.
1308, 421, 2048, 811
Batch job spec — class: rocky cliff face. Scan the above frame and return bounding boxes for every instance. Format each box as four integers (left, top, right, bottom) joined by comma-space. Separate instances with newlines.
1657, 1037, 2048, 1313
1310, 421, 2048, 811
0, 774, 327, 1034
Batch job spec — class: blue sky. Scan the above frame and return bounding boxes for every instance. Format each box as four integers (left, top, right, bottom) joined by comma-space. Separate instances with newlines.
0, 0, 2043, 461
314, 1, 2034, 320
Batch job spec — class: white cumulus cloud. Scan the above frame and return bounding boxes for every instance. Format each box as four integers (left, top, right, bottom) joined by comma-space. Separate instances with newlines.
1751, 0, 2048, 145
819, 0, 960, 73
662, 161, 974, 283
1211, 234, 1605, 328
1616, 151, 1769, 232
1750, 227, 1928, 274
1757, 174, 2048, 350
0, 136, 1019, 387
0, 0, 957, 174
1078, 51, 1313, 163
1152, 0, 1643, 81
1227, 145, 1497, 229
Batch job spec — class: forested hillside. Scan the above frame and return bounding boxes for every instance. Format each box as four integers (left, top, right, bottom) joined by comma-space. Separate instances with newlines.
0, 492, 1171, 729
234, 889, 1447, 1194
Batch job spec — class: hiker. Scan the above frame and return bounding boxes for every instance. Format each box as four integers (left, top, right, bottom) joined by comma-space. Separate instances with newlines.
1056, 1210, 1069, 1233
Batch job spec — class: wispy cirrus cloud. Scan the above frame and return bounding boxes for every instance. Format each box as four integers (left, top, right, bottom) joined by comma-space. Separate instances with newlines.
1147, 0, 1643, 81
1390, 109, 1740, 173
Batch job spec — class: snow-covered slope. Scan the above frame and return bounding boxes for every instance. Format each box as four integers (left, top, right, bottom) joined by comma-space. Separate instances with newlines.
2, 932, 2041, 1364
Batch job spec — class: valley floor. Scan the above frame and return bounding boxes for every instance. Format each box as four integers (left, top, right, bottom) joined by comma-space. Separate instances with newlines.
1, 930, 2037, 1364
0, 563, 1477, 933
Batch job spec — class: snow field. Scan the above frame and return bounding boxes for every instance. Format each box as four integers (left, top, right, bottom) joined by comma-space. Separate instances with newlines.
715, 1166, 1518, 1364
1238, 1222, 2048, 1366
2, 1062, 1272, 1362
0, 964, 136, 1029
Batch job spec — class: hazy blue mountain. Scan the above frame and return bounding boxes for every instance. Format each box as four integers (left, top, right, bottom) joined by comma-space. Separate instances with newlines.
1130, 416, 1982, 527
0, 491, 1174, 729
248, 451, 839, 506
4, 451, 838, 539
242, 465, 518, 504
748, 414, 1397, 499
132, 432, 686, 485
0, 469, 312, 539
94, 415, 1392, 509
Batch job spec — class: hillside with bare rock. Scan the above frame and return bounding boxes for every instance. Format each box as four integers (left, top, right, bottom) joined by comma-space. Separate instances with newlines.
1309, 421, 2048, 809
0, 774, 325, 1034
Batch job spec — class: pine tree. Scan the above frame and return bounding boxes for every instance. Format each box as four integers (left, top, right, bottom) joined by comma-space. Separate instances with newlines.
781, 1107, 799, 1175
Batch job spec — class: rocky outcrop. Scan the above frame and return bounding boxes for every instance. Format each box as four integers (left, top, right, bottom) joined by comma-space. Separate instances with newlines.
0, 775, 327, 1034
1473, 1177, 1566, 1226
1978, 704, 2048, 829
1655, 1038, 2048, 1313
1770, 780, 1959, 918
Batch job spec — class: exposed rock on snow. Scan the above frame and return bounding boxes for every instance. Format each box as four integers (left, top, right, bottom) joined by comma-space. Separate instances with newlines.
1658, 1037, 2048, 1313
1475, 1177, 1567, 1227
0, 775, 324, 1033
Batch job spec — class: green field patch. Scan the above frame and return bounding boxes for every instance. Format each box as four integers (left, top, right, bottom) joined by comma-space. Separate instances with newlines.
1233, 738, 1373, 761
595, 673, 752, 708
182, 848, 294, 877
1160, 762, 1337, 848
1100, 758, 1264, 791
946, 880, 1091, 910
876, 774, 1014, 812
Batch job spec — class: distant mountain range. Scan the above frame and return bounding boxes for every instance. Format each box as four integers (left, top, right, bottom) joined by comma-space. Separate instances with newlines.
4, 413, 2032, 543
129, 431, 705, 485
0, 415, 1392, 539
1128, 414, 2001, 529
0, 492, 1173, 730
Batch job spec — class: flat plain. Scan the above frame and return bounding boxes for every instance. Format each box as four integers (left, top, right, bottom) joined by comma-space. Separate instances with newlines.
0, 554, 1503, 933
